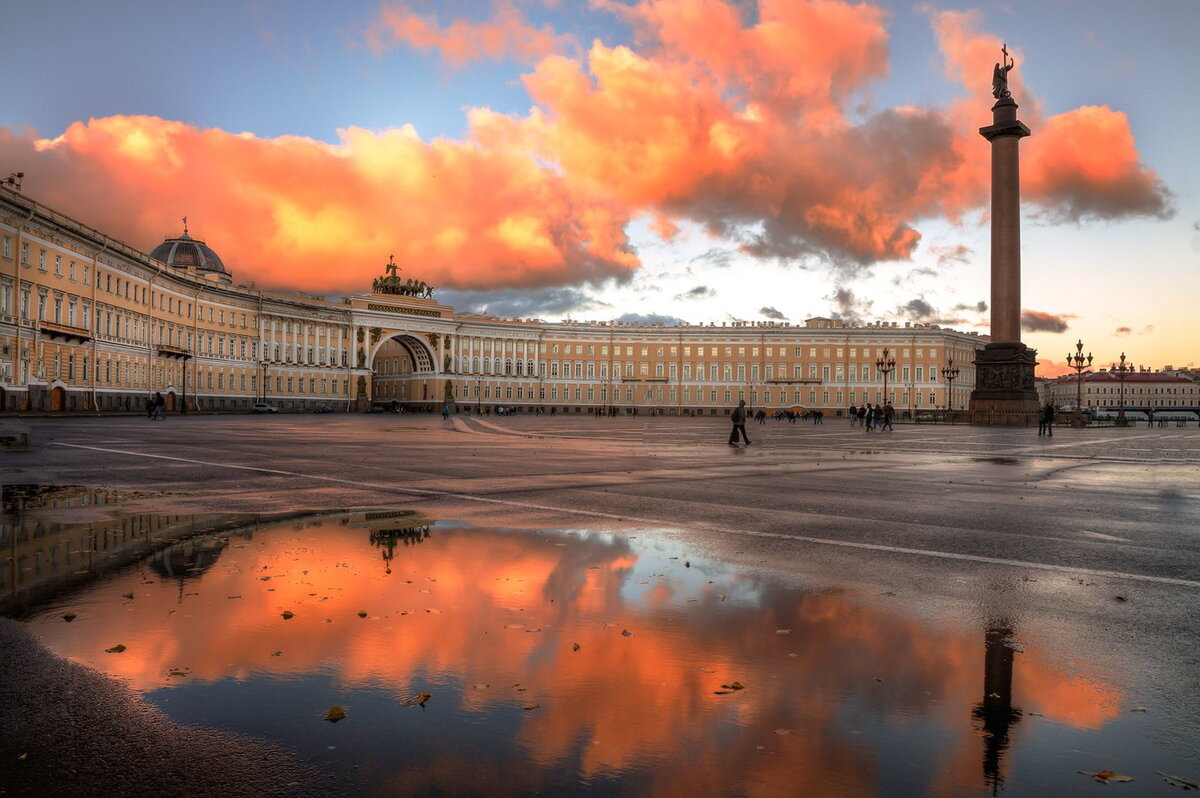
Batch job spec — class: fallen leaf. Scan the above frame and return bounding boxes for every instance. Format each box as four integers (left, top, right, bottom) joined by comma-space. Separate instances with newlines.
402, 691, 431, 708
357, 611, 367, 618
105, 644, 126, 654
1128, 707, 1147, 712
281, 611, 295, 620
721, 682, 745, 691
776, 629, 791, 635
572, 643, 581, 652
1079, 770, 1134, 784
63, 613, 77, 622
1115, 595, 1128, 602
774, 729, 790, 736
121, 592, 134, 599
523, 704, 541, 711
621, 629, 633, 637
324, 706, 347, 723
227, 595, 242, 600
1155, 772, 1199, 790
271, 651, 283, 657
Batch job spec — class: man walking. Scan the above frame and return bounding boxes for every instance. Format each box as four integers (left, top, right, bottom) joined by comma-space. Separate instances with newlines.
882, 401, 895, 431
729, 399, 751, 446
864, 403, 874, 432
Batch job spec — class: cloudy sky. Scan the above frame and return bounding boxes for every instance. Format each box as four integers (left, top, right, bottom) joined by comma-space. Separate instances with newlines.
2, 0, 1195, 374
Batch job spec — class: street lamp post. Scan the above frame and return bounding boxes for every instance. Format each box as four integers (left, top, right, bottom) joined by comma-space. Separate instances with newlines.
475, 374, 482, 415
876, 347, 897, 410
941, 359, 961, 423
1066, 339, 1093, 424
1111, 352, 1133, 426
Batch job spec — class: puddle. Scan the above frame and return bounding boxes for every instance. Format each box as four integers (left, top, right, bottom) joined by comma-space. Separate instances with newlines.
4, 489, 1195, 796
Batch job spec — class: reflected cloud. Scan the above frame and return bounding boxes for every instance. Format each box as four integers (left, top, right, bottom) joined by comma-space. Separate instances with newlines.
16, 511, 1124, 797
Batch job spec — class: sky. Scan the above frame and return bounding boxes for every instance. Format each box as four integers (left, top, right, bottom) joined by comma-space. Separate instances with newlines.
2, 0, 1196, 374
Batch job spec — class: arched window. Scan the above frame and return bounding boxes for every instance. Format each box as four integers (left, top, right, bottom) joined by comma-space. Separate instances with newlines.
504, 358, 513, 376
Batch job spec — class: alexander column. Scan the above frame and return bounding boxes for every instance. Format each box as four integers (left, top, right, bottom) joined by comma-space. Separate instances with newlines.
970, 44, 1041, 425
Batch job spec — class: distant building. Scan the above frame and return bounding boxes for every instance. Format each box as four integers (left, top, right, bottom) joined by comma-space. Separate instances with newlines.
1038, 370, 1199, 417
2, 187, 989, 417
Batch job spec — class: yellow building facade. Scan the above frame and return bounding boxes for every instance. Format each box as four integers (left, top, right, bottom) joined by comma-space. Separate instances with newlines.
2, 187, 987, 418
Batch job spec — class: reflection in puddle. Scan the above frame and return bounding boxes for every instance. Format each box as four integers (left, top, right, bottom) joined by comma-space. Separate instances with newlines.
4, 492, 1178, 797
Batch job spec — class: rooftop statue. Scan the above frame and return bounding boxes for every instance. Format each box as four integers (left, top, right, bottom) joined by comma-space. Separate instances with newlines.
372, 255, 435, 297
992, 43, 1015, 99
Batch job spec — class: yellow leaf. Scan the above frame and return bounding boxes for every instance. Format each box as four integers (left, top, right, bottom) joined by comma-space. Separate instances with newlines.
105, 644, 126, 654
403, 691, 431, 707
1079, 770, 1135, 784
324, 706, 347, 723
281, 611, 294, 619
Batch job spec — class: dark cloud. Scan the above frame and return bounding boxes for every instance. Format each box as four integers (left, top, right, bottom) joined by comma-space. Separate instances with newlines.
1021, 310, 1073, 333
437, 287, 606, 319
953, 300, 988, 313
613, 312, 686, 326
674, 285, 714, 301
826, 286, 871, 325
1114, 326, 1132, 336
689, 248, 738, 268
900, 298, 936, 321
760, 306, 785, 320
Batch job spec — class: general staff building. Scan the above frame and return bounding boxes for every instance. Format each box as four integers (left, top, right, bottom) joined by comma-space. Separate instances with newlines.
1, 188, 986, 417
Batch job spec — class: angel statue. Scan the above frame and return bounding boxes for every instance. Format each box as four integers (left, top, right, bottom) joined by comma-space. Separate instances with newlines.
992, 43, 1015, 99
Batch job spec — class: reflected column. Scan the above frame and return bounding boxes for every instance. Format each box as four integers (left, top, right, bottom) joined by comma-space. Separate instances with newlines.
973, 625, 1023, 794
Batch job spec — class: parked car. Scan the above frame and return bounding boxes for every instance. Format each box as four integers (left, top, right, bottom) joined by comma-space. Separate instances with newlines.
314, 405, 335, 414
251, 402, 279, 414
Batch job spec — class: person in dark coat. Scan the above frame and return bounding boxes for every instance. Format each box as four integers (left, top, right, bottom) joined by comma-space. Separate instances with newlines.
1040, 403, 1055, 436
728, 399, 750, 446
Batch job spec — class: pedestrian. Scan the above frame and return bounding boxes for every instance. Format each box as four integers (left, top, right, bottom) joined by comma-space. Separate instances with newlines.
441, 403, 450, 421
145, 396, 154, 419
152, 392, 165, 420
728, 399, 751, 446
1041, 403, 1055, 437
864, 403, 874, 432
882, 401, 894, 431
848, 404, 857, 426
857, 405, 867, 428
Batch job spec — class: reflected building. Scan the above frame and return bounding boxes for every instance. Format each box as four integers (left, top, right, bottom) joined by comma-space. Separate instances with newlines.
1, 485, 237, 614
2, 188, 987, 418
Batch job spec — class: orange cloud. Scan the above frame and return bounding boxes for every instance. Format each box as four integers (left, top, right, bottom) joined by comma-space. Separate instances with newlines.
366, 0, 574, 66
2, 119, 639, 294
0, 0, 1171, 298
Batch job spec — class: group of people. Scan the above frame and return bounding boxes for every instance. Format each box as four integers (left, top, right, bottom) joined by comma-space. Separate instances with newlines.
848, 403, 894, 432
145, 392, 166, 421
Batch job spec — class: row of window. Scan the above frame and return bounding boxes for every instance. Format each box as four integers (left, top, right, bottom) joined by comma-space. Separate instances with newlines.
449, 382, 938, 406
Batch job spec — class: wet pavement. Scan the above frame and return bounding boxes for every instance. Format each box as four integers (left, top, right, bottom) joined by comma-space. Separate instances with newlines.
2, 415, 1199, 796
